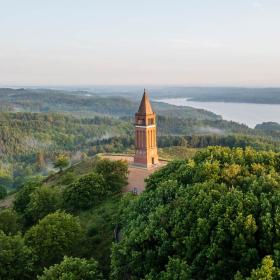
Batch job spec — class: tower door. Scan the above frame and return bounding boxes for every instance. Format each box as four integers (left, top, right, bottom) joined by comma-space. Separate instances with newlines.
152, 157, 155, 164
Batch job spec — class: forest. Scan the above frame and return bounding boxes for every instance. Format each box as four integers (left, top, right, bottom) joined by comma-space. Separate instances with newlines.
112, 147, 280, 279
0, 112, 132, 189
2, 147, 280, 279
2, 88, 280, 278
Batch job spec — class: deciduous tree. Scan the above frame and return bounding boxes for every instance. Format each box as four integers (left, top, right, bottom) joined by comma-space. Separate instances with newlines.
0, 231, 34, 280
25, 211, 83, 268
37, 256, 103, 280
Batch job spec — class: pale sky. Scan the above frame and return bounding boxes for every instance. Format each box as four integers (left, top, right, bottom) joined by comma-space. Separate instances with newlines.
1, 0, 280, 86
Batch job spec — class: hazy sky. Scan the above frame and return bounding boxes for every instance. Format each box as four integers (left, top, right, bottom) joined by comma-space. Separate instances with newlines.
1, 0, 280, 86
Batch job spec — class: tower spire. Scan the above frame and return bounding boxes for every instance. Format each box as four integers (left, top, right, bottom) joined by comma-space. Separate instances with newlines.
137, 88, 153, 115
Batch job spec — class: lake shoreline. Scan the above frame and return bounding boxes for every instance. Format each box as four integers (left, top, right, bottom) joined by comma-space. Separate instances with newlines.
158, 98, 280, 129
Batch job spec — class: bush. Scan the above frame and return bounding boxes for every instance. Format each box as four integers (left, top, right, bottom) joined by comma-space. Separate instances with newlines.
37, 256, 103, 280
63, 172, 106, 211
25, 211, 83, 268
0, 231, 34, 280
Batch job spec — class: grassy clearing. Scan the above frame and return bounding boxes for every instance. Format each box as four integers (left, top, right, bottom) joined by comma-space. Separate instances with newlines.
44, 157, 97, 187
159, 146, 198, 160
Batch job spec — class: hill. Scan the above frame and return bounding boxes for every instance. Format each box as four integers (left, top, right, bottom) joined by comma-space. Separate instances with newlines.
0, 88, 220, 120
2, 147, 280, 278
0, 156, 130, 278
151, 87, 280, 104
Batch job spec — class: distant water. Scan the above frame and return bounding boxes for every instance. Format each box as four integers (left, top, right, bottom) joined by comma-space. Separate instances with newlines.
158, 98, 280, 128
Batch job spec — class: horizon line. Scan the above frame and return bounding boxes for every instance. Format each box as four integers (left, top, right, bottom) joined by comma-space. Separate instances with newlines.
2, 84, 280, 90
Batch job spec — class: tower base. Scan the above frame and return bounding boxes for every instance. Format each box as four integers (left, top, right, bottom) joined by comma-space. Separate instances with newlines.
134, 149, 159, 169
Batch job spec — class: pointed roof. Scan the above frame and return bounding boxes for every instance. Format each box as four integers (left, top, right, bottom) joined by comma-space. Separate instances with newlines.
137, 89, 153, 115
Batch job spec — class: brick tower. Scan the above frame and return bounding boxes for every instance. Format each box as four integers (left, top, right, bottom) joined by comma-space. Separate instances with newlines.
134, 89, 159, 168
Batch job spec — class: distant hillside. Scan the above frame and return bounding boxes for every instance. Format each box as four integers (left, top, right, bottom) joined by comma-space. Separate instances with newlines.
0, 88, 220, 120
0, 112, 132, 189
0, 112, 131, 160
80, 86, 280, 105
151, 87, 280, 104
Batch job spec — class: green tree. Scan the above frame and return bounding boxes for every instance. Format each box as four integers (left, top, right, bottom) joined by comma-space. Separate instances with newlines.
13, 177, 42, 214
159, 258, 191, 280
94, 158, 128, 193
0, 184, 7, 199
54, 154, 70, 172
0, 209, 20, 235
245, 256, 280, 280
25, 211, 83, 268
0, 231, 34, 280
63, 172, 106, 211
25, 186, 61, 224
37, 256, 103, 280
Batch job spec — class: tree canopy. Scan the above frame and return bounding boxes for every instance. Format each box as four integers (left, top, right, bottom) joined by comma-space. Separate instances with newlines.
37, 256, 103, 280
94, 158, 129, 194
13, 177, 42, 215
0, 209, 20, 235
25, 211, 83, 268
0, 231, 34, 280
63, 172, 107, 211
54, 154, 70, 172
25, 185, 61, 223
111, 147, 280, 279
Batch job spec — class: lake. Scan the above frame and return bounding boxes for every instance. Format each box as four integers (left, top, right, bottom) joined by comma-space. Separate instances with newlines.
158, 98, 280, 128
